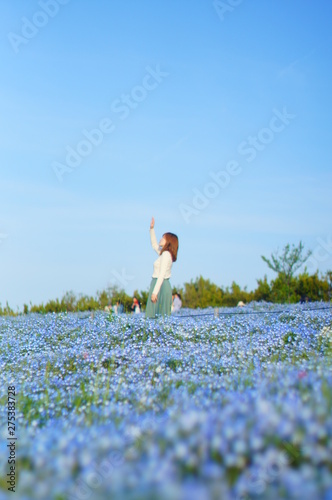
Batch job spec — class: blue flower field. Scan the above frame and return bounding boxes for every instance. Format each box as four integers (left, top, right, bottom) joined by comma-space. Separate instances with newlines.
1, 302, 332, 499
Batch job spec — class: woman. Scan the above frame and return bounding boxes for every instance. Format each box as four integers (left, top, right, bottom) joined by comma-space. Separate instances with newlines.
145, 217, 179, 318
172, 292, 182, 313
131, 297, 141, 314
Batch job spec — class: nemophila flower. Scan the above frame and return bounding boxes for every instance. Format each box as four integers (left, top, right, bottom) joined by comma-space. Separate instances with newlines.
1, 304, 332, 499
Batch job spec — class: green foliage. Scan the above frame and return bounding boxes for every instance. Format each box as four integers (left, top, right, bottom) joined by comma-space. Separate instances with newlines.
254, 275, 272, 302
1, 239, 331, 316
177, 276, 254, 308
166, 358, 183, 372
262, 241, 312, 279
0, 301, 17, 316
270, 273, 299, 303
268, 271, 330, 304
27, 285, 139, 315
296, 272, 329, 302
261, 241, 312, 302
283, 331, 298, 345
180, 275, 224, 308
222, 281, 253, 307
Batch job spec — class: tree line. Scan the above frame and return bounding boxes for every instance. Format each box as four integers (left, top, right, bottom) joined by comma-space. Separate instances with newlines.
1, 242, 331, 315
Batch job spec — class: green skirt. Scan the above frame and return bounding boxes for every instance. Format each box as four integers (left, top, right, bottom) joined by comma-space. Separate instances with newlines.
145, 278, 172, 318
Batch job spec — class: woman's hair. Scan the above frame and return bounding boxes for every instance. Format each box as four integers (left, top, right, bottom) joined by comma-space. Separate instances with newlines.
160, 232, 179, 262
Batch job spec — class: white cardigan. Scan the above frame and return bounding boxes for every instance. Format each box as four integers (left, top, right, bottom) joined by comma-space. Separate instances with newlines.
150, 228, 172, 295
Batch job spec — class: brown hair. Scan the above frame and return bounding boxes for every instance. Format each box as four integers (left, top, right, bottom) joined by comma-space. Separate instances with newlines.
160, 232, 179, 262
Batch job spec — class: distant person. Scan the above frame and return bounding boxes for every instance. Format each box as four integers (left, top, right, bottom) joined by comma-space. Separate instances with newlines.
131, 297, 141, 314
145, 216, 179, 318
113, 302, 118, 314
117, 301, 124, 314
104, 302, 112, 313
172, 293, 182, 313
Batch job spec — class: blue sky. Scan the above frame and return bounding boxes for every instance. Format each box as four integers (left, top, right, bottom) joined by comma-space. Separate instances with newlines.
1, 0, 332, 310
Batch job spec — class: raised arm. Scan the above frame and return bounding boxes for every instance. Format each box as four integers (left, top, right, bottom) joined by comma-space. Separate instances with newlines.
150, 217, 160, 254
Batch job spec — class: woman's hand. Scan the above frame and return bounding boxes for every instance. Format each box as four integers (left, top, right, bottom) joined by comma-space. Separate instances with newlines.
151, 293, 158, 303
150, 217, 155, 229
